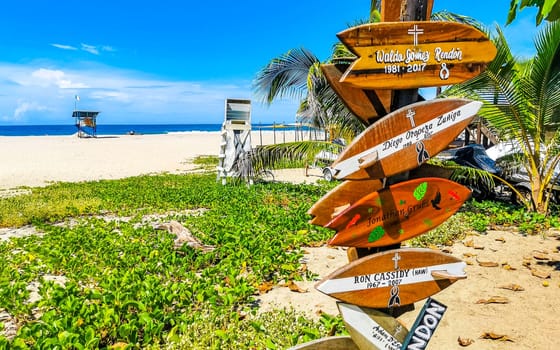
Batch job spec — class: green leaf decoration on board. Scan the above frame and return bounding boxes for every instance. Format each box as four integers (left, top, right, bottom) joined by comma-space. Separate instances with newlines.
413, 182, 428, 200
398, 228, 405, 235
368, 226, 385, 242
399, 199, 406, 205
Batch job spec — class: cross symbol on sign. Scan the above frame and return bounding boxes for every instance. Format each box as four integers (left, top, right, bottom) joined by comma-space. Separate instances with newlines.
407, 24, 424, 46
392, 252, 401, 270
406, 109, 416, 127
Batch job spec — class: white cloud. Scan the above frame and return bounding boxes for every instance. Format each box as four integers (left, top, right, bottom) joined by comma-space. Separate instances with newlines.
101, 45, 116, 52
89, 90, 131, 103
51, 43, 78, 51
51, 43, 116, 55
15, 101, 48, 119
81, 43, 99, 55
0, 100, 49, 122
0, 61, 298, 125
29, 68, 89, 89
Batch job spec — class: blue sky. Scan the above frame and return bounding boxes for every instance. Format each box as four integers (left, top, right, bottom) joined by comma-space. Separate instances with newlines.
0, 1, 540, 125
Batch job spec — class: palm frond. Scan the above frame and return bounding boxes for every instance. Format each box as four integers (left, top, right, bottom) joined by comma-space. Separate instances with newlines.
429, 159, 497, 190
430, 10, 484, 30
527, 21, 560, 132
250, 141, 344, 172
253, 48, 320, 104
299, 61, 365, 142
443, 25, 535, 145
330, 42, 355, 61
370, 0, 381, 22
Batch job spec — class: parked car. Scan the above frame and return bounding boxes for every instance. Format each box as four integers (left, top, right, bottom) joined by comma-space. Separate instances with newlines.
313, 138, 346, 181
487, 141, 560, 204
445, 144, 503, 201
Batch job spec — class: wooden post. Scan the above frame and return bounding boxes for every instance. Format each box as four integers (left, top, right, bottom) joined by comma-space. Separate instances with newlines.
390, 0, 431, 110
352, 0, 431, 263
349, 0, 434, 318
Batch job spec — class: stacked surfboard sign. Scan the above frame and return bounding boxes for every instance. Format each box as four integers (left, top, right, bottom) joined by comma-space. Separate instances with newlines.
290, 1, 496, 348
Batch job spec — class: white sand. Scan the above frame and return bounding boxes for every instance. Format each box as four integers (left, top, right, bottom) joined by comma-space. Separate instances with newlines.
0, 130, 321, 190
1, 130, 559, 349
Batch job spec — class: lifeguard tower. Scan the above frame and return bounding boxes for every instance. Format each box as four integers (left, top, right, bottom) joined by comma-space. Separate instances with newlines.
72, 110, 100, 138
217, 99, 252, 184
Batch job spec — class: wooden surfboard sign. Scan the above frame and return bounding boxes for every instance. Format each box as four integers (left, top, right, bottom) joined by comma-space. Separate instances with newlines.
401, 297, 447, 350
321, 60, 392, 125
288, 336, 359, 350
307, 163, 452, 228
330, 98, 482, 180
337, 302, 409, 350
337, 21, 497, 89
325, 177, 471, 248
307, 178, 384, 226
315, 248, 466, 309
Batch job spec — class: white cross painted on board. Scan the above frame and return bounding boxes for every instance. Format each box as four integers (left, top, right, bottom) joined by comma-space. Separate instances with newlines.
408, 24, 424, 46
392, 252, 401, 270
406, 109, 416, 127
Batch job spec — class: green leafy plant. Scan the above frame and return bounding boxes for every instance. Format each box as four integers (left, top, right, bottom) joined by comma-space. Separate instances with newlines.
1, 173, 558, 348
191, 155, 219, 171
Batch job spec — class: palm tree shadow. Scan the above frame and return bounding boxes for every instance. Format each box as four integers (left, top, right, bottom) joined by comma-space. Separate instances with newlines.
537, 260, 560, 271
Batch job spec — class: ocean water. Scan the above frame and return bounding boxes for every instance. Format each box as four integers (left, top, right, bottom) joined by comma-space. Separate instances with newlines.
0, 124, 223, 136
0, 123, 312, 137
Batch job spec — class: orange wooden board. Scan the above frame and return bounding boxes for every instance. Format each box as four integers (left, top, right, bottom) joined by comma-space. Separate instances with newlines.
330, 98, 482, 180
307, 178, 384, 226
337, 302, 409, 350
288, 336, 359, 350
321, 61, 392, 125
315, 248, 466, 309
307, 164, 452, 228
337, 21, 497, 89
326, 177, 471, 248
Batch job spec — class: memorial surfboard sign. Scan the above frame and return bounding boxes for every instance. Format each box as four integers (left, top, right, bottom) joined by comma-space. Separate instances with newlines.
288, 336, 359, 350
337, 302, 408, 350
337, 21, 497, 89
315, 248, 466, 309
321, 60, 392, 125
307, 178, 384, 226
401, 297, 447, 350
330, 98, 482, 180
325, 177, 471, 248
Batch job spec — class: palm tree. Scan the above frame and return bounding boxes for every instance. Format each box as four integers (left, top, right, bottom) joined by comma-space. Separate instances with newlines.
249, 3, 487, 176
251, 47, 364, 173
443, 21, 560, 213
507, 0, 560, 25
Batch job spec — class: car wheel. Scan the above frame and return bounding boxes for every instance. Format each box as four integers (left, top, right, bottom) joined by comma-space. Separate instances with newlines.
513, 186, 532, 205
552, 191, 560, 204
323, 168, 334, 182
468, 184, 491, 201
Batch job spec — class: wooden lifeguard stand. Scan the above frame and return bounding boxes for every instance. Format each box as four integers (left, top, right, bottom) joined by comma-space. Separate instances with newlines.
72, 110, 100, 138
217, 99, 252, 184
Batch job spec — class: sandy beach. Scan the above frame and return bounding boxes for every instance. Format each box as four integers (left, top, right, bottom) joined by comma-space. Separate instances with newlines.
1, 131, 559, 349
0, 130, 319, 190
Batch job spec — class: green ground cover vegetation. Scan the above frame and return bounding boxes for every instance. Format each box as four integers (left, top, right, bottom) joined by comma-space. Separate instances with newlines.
0, 172, 558, 349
